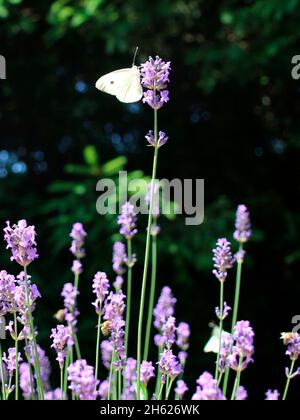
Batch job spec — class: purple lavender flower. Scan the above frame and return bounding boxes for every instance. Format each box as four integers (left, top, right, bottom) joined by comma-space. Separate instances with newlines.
233, 205, 252, 243
215, 302, 231, 321
158, 349, 182, 380
192, 372, 225, 400
140, 361, 155, 385
228, 321, 255, 372
45, 388, 62, 400
178, 351, 188, 367
162, 316, 177, 349
61, 282, 79, 330
71, 259, 82, 275
140, 56, 171, 110
68, 359, 99, 400
101, 340, 113, 370
219, 332, 234, 372
99, 379, 109, 400
113, 275, 124, 292
265, 389, 280, 400
19, 363, 33, 400
70, 222, 87, 258
112, 242, 127, 275
176, 322, 190, 352
0, 270, 17, 316
123, 357, 137, 400
281, 332, 300, 361
212, 238, 234, 282
153, 286, 176, 340
236, 386, 248, 400
117, 202, 138, 240
2, 348, 22, 376
92, 271, 110, 315
51, 325, 74, 368
145, 130, 169, 148
175, 380, 188, 399
4, 220, 38, 267
103, 291, 126, 369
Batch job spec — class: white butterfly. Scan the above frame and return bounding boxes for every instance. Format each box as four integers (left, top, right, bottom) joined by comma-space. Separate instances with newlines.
203, 325, 230, 354
95, 65, 143, 103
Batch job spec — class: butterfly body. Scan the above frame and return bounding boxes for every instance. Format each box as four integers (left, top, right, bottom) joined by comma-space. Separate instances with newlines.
95, 65, 143, 103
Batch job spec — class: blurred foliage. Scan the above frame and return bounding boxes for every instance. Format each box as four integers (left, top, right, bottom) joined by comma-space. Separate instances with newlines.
1, 0, 300, 398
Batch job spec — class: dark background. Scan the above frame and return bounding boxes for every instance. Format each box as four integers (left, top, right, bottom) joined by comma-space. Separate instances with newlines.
1, 0, 300, 399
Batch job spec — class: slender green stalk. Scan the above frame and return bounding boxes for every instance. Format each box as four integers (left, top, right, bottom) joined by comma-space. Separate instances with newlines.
5, 376, 12, 400
230, 357, 243, 400
60, 366, 64, 400
215, 281, 224, 382
0, 342, 6, 400
222, 244, 244, 396
63, 348, 71, 400
165, 378, 174, 400
143, 223, 158, 361
24, 267, 44, 400
282, 359, 295, 400
155, 345, 163, 396
118, 370, 122, 400
125, 238, 132, 358
157, 381, 165, 400
137, 110, 159, 400
108, 350, 115, 400
25, 338, 35, 400
14, 313, 19, 400
95, 312, 102, 381
74, 334, 81, 360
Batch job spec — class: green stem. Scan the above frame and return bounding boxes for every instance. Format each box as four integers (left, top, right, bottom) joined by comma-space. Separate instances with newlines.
155, 345, 163, 396
157, 381, 165, 400
230, 357, 243, 400
63, 348, 71, 400
143, 224, 158, 361
74, 333, 81, 360
25, 339, 35, 400
118, 370, 122, 400
24, 267, 44, 400
223, 244, 244, 396
14, 313, 19, 400
60, 366, 64, 400
125, 238, 132, 359
108, 350, 115, 401
282, 359, 295, 400
215, 281, 224, 382
95, 313, 102, 381
165, 378, 174, 400
137, 109, 159, 400
0, 342, 6, 400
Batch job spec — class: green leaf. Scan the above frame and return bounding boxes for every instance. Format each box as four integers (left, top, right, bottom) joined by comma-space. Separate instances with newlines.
83, 145, 99, 166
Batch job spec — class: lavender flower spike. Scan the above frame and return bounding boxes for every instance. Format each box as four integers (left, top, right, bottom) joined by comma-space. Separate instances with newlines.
176, 322, 191, 351
4, 220, 38, 267
50, 325, 73, 369
3, 348, 22, 376
145, 130, 169, 148
212, 238, 234, 282
175, 380, 188, 399
192, 372, 225, 400
140, 361, 155, 385
117, 202, 138, 239
70, 222, 87, 258
140, 56, 171, 110
265, 389, 280, 400
233, 205, 252, 243
92, 271, 110, 315
112, 241, 127, 275
158, 349, 182, 381
68, 360, 99, 400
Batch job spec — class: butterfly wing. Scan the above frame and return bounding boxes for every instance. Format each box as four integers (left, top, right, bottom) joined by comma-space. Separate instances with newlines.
95, 66, 143, 103
116, 66, 143, 103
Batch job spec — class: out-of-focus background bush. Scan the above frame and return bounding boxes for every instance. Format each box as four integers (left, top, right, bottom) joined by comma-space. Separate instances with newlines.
1, 0, 300, 398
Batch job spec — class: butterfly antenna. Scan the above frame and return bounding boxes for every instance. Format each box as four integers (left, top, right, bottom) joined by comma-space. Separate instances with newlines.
132, 46, 139, 66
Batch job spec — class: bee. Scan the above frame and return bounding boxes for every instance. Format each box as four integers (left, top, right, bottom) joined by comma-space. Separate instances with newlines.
101, 321, 112, 336
54, 309, 66, 322
280, 332, 296, 345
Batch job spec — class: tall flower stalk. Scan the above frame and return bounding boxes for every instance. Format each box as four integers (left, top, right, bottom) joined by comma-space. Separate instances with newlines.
223, 206, 251, 395
281, 332, 300, 400
0, 342, 5, 400
212, 238, 233, 382
136, 55, 171, 400
117, 203, 137, 359
144, 182, 160, 361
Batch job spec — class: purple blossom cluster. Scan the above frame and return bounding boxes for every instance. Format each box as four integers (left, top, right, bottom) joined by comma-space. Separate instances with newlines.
4, 220, 38, 267
50, 325, 74, 368
192, 372, 225, 400
70, 222, 87, 259
140, 56, 171, 110
153, 286, 176, 347
112, 242, 127, 275
145, 130, 169, 149
61, 282, 79, 331
158, 349, 182, 381
67, 359, 99, 400
117, 202, 138, 240
212, 238, 234, 282
92, 271, 110, 315
2, 348, 22, 376
233, 205, 252, 243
